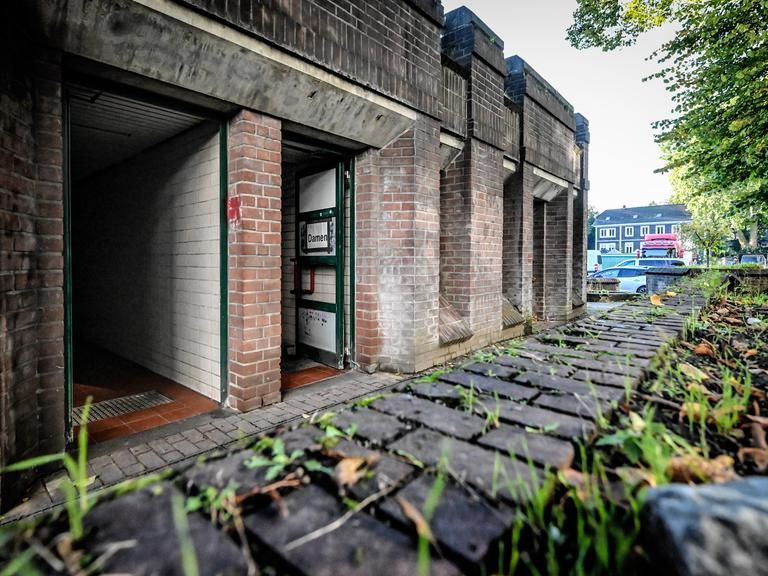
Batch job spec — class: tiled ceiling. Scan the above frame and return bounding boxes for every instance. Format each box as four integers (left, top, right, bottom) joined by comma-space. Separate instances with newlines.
68, 84, 206, 179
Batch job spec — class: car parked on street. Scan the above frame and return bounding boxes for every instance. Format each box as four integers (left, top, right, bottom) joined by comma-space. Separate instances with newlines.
740, 254, 767, 268
588, 266, 648, 293
615, 258, 686, 268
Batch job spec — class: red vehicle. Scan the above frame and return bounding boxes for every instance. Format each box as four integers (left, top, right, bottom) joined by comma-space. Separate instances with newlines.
638, 234, 685, 259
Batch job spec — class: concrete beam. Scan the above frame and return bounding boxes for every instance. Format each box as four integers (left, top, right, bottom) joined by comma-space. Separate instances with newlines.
32, 0, 417, 148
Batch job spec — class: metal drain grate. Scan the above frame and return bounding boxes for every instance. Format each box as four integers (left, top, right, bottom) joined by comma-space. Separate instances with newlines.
72, 391, 173, 425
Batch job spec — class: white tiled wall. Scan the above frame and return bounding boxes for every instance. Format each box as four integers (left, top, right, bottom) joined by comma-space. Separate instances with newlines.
74, 121, 221, 400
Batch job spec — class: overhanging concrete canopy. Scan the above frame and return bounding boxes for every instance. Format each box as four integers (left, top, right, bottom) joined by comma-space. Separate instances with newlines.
532, 166, 568, 202
32, 0, 417, 149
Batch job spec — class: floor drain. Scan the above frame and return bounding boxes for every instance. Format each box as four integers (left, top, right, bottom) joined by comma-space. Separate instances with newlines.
72, 391, 174, 425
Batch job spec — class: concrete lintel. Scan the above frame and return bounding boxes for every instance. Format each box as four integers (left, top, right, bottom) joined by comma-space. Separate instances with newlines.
439, 131, 464, 170
532, 166, 569, 189
33, 0, 417, 148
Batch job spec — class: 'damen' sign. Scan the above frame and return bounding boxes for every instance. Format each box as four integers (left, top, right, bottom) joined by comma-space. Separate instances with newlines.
305, 220, 330, 251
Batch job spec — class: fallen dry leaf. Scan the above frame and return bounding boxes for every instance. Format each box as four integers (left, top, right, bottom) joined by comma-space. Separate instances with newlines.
679, 401, 706, 422
686, 382, 720, 401
335, 454, 379, 488
667, 454, 736, 484
650, 294, 663, 306
680, 362, 709, 382
744, 349, 758, 359
693, 341, 716, 357
665, 291, 678, 297
739, 423, 768, 472
397, 498, 435, 544
716, 307, 731, 316
710, 404, 745, 421
616, 466, 656, 488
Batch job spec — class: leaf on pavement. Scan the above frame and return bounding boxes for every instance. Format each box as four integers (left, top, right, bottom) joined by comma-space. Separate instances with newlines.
693, 341, 715, 357
650, 294, 663, 306
667, 454, 736, 484
334, 453, 379, 488
680, 362, 708, 382
397, 498, 435, 544
743, 348, 758, 358
665, 291, 678, 297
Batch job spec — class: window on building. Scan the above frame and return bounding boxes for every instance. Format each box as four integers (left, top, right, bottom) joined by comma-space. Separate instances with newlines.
624, 243, 633, 253
600, 243, 616, 252
655, 225, 665, 234
624, 226, 634, 237
599, 227, 616, 239
671, 224, 680, 234
640, 225, 650, 236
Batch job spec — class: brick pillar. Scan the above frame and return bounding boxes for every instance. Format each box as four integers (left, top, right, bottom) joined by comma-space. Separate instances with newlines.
0, 44, 65, 509
374, 116, 440, 373
441, 6, 506, 338
353, 149, 381, 371
572, 186, 587, 307
544, 189, 573, 321
503, 162, 534, 317
532, 199, 546, 319
227, 111, 282, 412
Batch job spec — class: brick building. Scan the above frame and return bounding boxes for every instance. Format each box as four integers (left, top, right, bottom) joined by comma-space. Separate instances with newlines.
0, 0, 589, 506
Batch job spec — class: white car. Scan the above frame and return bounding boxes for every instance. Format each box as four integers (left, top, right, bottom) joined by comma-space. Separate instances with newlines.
589, 266, 647, 293
615, 258, 685, 268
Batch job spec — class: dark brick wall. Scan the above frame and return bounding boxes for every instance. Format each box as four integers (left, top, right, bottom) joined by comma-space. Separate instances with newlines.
174, 0, 444, 118
503, 101, 521, 160
0, 42, 65, 509
442, 7, 506, 150
440, 60, 467, 137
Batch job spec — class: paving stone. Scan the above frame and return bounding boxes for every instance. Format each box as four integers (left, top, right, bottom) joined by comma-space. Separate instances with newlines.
438, 371, 538, 402
490, 400, 596, 439
380, 475, 508, 566
407, 381, 463, 402
136, 450, 168, 470
164, 433, 185, 444
120, 463, 147, 476
160, 450, 185, 464
462, 361, 519, 380
89, 455, 115, 470
181, 429, 206, 443
524, 341, 596, 359
193, 439, 218, 452
129, 444, 152, 456
203, 429, 232, 445
514, 372, 624, 401
243, 484, 459, 576
346, 454, 414, 502
183, 450, 269, 495
333, 408, 410, 445
534, 393, 609, 420
148, 438, 175, 455
198, 423, 215, 433
494, 355, 573, 377
571, 369, 635, 389
173, 439, 202, 457
96, 463, 126, 485
478, 425, 574, 470
371, 394, 485, 440
280, 426, 322, 454
389, 429, 541, 503
211, 419, 238, 433
552, 355, 645, 377
111, 449, 139, 469
83, 483, 247, 575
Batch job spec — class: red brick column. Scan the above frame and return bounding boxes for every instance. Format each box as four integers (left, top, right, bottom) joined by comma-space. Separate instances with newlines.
227, 111, 282, 412
353, 149, 381, 371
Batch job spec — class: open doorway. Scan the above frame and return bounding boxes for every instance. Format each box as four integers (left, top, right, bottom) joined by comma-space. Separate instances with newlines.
66, 81, 224, 443
280, 130, 358, 390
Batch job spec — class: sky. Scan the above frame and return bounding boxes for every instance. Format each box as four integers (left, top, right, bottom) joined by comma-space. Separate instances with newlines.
442, 0, 677, 213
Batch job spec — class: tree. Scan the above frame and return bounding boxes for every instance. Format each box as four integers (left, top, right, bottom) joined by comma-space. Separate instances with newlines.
669, 162, 767, 252
679, 220, 727, 267
567, 0, 768, 205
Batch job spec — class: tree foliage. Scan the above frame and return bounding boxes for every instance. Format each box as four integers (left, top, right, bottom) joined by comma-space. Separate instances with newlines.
567, 0, 768, 204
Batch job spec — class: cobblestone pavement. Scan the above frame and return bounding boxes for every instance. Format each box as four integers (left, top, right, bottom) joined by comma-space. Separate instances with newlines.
2, 281, 715, 575
1, 370, 401, 524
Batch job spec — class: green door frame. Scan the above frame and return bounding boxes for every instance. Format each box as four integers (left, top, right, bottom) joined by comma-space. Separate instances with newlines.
62, 77, 230, 443
295, 163, 345, 368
